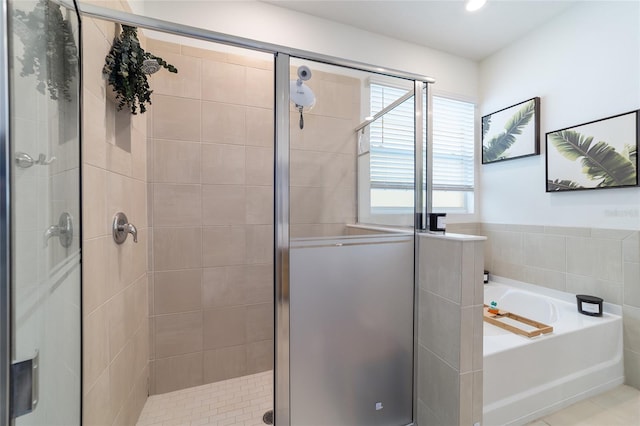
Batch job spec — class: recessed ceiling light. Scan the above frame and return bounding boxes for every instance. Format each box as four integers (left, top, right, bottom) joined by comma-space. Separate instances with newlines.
466, 0, 487, 12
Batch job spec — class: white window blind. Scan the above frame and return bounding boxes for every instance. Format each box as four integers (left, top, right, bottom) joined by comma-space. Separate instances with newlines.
369, 84, 475, 195
432, 96, 475, 192
369, 83, 416, 189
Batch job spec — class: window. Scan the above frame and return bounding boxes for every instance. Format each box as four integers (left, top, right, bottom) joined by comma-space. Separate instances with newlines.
431, 96, 475, 213
363, 83, 475, 219
369, 83, 416, 212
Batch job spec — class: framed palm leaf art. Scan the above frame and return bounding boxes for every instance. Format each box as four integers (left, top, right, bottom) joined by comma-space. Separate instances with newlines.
482, 97, 540, 164
546, 110, 639, 192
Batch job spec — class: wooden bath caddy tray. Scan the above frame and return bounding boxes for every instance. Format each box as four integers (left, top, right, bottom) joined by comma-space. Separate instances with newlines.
483, 305, 553, 338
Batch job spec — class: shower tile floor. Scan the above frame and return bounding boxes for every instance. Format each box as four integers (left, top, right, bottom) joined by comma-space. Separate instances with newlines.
136, 371, 272, 426
527, 385, 640, 426
136, 374, 637, 426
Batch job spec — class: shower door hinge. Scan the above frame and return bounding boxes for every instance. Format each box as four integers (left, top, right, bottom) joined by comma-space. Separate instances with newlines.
10, 350, 39, 419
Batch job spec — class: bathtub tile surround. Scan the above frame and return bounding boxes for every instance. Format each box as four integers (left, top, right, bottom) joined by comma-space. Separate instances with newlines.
146, 39, 274, 394
82, 9, 149, 426
448, 222, 640, 390
417, 233, 485, 426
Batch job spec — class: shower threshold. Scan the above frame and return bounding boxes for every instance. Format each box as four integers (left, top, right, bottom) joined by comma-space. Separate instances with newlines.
136, 370, 273, 426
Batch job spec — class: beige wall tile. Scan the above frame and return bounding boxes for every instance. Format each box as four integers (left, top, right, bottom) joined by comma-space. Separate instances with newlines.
201, 102, 246, 144
524, 266, 567, 292
153, 352, 204, 394
419, 237, 462, 303
624, 232, 640, 263
150, 52, 202, 99
83, 237, 110, 313
624, 262, 640, 307
83, 304, 110, 390
245, 67, 273, 108
524, 233, 566, 272
203, 346, 247, 384
202, 226, 246, 267
246, 225, 273, 264
109, 340, 135, 419
244, 265, 274, 305
418, 289, 461, 369
246, 107, 273, 147
201, 143, 246, 185
202, 185, 246, 225
566, 274, 622, 305
246, 186, 273, 225
152, 95, 201, 141
203, 306, 247, 350
417, 345, 459, 426
624, 349, 640, 389
83, 369, 114, 426
153, 139, 201, 184
153, 184, 202, 226
153, 227, 202, 270
623, 305, 640, 353
82, 90, 108, 168
567, 237, 623, 282
83, 166, 107, 239
246, 340, 273, 374
246, 303, 274, 342
108, 287, 134, 361
202, 61, 246, 104
245, 146, 273, 186
490, 231, 523, 266
155, 311, 203, 358
202, 267, 243, 309
154, 269, 203, 314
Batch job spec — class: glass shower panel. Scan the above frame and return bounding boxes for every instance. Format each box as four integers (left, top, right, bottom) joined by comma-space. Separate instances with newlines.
288, 58, 416, 425
8, 0, 81, 424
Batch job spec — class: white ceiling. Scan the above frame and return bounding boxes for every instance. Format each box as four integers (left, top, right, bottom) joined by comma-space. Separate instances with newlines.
262, 0, 580, 60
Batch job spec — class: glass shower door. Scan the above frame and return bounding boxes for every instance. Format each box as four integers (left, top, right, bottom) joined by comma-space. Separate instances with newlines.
286, 57, 418, 426
4, 0, 81, 424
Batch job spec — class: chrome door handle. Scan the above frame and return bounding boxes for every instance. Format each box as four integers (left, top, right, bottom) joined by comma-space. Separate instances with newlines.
43, 212, 73, 248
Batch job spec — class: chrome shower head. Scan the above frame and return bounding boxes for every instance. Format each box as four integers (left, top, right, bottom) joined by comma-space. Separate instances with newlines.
141, 58, 161, 75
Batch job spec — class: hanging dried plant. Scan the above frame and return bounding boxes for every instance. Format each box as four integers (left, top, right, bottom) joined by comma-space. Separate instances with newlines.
13, 0, 79, 102
103, 25, 177, 114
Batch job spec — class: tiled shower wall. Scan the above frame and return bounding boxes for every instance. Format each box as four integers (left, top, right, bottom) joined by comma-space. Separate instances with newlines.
145, 40, 361, 394
82, 12, 149, 426
289, 66, 360, 238
145, 40, 275, 395
448, 222, 640, 390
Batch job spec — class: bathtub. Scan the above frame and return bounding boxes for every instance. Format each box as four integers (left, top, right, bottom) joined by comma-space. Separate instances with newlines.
483, 279, 624, 426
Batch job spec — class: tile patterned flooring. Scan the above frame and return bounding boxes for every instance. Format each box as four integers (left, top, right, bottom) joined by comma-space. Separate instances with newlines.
527, 385, 640, 426
137, 374, 638, 426
136, 371, 273, 426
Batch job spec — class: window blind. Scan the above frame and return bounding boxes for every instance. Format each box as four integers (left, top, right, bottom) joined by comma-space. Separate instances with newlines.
369, 83, 474, 193
432, 96, 475, 192
369, 84, 416, 189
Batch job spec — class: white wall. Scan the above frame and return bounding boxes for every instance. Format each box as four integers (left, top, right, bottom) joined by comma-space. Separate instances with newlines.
135, 0, 478, 99
479, 1, 640, 230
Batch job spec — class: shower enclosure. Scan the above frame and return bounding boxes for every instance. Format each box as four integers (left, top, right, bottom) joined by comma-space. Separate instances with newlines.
1, 0, 82, 424
1, 2, 432, 425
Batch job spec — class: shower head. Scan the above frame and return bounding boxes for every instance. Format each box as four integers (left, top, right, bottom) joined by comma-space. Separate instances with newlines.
290, 66, 316, 109
141, 58, 161, 75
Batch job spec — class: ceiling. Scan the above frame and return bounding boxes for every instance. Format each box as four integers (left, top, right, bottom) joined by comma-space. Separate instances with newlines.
262, 0, 580, 61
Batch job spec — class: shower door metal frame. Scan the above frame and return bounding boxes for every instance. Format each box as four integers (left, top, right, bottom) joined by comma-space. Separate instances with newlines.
1, 0, 12, 423
24, 4, 435, 425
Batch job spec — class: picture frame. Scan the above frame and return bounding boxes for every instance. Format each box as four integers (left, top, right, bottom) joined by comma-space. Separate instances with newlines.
546, 110, 639, 192
482, 97, 540, 164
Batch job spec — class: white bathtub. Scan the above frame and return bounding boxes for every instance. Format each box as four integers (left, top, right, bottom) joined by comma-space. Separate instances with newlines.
483, 280, 624, 426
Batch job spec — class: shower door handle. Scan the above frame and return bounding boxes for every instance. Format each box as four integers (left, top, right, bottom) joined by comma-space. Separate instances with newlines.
10, 350, 39, 418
